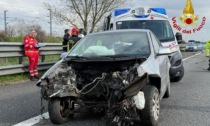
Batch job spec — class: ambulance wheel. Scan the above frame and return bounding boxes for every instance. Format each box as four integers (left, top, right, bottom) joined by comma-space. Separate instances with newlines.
170, 66, 184, 82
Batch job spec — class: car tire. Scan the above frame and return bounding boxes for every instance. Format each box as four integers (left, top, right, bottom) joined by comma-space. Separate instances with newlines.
163, 83, 170, 98
48, 98, 74, 124
170, 65, 184, 82
139, 85, 160, 126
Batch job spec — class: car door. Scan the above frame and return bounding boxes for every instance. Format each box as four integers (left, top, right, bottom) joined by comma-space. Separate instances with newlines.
150, 32, 168, 96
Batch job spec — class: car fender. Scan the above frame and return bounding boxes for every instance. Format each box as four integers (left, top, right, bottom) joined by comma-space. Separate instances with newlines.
37, 59, 64, 86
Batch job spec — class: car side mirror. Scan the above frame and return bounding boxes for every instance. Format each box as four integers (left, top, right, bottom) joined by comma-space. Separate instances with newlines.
158, 47, 171, 55
175, 32, 183, 44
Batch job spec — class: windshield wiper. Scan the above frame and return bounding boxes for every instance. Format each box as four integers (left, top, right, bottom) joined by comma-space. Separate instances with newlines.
101, 55, 148, 59
101, 55, 129, 58
67, 56, 92, 60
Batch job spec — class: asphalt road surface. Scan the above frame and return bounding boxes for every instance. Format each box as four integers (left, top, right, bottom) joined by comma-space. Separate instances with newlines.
0, 52, 210, 126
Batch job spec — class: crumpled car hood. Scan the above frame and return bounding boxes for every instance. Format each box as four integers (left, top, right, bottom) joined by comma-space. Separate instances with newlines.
37, 55, 170, 86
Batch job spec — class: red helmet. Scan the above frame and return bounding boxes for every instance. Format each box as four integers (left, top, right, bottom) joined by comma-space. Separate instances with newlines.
71, 27, 78, 36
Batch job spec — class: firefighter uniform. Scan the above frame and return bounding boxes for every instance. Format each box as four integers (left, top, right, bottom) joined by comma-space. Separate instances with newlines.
67, 28, 80, 52
24, 35, 40, 77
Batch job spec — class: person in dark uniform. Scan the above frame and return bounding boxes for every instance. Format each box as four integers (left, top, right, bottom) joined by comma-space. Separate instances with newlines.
62, 29, 71, 52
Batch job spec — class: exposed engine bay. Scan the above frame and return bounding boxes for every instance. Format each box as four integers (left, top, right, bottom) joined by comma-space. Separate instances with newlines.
38, 58, 149, 125
41, 58, 146, 100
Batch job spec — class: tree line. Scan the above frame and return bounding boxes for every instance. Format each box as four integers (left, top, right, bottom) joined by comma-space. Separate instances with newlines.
0, 20, 62, 42
0, 0, 126, 42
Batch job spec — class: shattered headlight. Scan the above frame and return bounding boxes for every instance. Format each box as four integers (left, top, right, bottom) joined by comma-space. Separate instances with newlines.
133, 91, 145, 110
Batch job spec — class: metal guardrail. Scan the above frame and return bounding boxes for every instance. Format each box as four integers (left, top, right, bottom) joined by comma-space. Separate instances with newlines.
0, 42, 62, 76
0, 62, 55, 76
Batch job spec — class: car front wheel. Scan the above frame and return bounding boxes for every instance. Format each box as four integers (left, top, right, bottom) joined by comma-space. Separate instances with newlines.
139, 85, 160, 126
48, 98, 74, 124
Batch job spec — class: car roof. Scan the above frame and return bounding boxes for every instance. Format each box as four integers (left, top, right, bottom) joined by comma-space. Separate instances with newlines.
89, 29, 151, 36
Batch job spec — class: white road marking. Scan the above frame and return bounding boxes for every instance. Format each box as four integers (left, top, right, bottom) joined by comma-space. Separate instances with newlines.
183, 52, 201, 61
12, 52, 202, 126
13, 112, 49, 126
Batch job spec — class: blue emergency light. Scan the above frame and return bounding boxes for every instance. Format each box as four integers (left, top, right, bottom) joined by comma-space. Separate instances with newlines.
134, 15, 149, 18
150, 8, 166, 15
114, 8, 130, 16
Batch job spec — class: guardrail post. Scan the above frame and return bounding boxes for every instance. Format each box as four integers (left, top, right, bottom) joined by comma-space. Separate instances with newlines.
19, 57, 23, 64
41, 55, 45, 62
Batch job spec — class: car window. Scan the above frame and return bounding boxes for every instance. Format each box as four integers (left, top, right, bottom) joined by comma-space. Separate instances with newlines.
150, 32, 160, 54
68, 31, 151, 57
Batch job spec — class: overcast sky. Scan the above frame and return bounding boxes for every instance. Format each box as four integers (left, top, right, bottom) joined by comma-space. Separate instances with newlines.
0, 0, 209, 42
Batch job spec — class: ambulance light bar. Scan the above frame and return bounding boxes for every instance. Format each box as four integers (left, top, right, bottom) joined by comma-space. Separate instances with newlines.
113, 8, 167, 17
150, 8, 166, 15
114, 8, 130, 17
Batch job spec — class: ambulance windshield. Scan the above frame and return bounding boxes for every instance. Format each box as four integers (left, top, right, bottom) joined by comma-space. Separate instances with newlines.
116, 20, 175, 43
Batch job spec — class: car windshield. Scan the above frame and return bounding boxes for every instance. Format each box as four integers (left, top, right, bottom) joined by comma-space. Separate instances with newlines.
68, 31, 150, 57
187, 42, 195, 45
116, 20, 175, 43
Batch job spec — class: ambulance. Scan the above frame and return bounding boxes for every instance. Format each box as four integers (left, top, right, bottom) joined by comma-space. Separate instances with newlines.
101, 7, 184, 82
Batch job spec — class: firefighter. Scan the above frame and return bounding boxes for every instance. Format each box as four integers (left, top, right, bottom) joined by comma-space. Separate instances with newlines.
24, 29, 40, 81
68, 27, 80, 50
206, 41, 210, 70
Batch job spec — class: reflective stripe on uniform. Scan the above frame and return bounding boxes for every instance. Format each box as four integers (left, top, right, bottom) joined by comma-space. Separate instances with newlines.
34, 69, 38, 74
25, 44, 29, 47
29, 70, 34, 76
67, 40, 74, 52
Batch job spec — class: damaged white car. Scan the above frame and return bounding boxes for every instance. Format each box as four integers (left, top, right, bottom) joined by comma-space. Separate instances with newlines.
37, 29, 171, 126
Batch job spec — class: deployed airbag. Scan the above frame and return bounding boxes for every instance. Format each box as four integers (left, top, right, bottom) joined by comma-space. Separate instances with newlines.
84, 46, 115, 55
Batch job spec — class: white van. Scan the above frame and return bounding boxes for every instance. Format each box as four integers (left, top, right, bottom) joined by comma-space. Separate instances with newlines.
101, 7, 184, 82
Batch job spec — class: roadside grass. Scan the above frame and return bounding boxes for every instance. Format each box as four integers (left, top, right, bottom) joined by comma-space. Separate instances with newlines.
44, 55, 60, 62
3, 36, 62, 43
4, 36, 25, 42
0, 70, 46, 85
